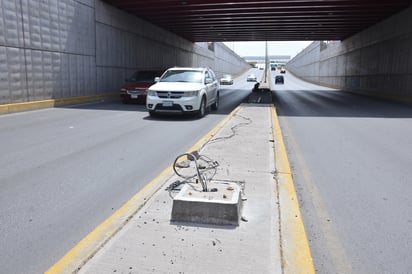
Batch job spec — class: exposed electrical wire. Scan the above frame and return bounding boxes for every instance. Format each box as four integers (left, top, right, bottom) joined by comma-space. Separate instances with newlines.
172, 152, 219, 192
200, 113, 252, 152
167, 113, 252, 198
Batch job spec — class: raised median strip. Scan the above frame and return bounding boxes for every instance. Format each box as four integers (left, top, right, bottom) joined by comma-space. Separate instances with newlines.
74, 104, 283, 273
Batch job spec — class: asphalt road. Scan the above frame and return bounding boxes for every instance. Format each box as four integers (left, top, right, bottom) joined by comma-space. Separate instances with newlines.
0, 70, 260, 274
272, 72, 412, 273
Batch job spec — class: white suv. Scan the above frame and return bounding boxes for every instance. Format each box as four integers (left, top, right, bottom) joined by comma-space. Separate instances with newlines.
146, 67, 219, 117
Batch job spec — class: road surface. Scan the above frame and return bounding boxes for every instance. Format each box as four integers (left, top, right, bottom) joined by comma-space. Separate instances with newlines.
0, 69, 260, 274
272, 71, 412, 273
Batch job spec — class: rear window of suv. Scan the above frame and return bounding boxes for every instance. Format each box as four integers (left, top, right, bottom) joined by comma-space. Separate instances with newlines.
160, 70, 203, 83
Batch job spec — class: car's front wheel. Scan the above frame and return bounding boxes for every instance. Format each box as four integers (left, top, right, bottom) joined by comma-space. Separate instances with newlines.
211, 92, 219, 111
197, 97, 206, 118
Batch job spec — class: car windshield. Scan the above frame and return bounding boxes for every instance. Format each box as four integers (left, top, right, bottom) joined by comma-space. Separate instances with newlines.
222, 74, 231, 79
128, 71, 160, 83
160, 70, 203, 83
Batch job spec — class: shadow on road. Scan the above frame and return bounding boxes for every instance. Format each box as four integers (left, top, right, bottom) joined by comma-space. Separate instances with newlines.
56, 88, 255, 121
273, 89, 412, 119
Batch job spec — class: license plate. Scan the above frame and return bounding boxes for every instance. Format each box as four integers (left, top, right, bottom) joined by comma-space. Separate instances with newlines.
131, 94, 138, 99
162, 101, 173, 107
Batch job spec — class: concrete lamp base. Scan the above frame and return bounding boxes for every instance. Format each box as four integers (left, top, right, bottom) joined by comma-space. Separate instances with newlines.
171, 181, 242, 226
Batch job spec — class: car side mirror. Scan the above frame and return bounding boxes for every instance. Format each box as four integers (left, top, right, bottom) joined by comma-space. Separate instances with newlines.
205, 78, 212, 84
154, 77, 160, 82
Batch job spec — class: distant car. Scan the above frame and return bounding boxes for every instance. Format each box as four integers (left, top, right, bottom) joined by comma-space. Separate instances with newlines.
280, 68, 286, 74
120, 70, 164, 104
247, 74, 257, 82
220, 74, 233, 85
275, 75, 284, 84
146, 67, 219, 118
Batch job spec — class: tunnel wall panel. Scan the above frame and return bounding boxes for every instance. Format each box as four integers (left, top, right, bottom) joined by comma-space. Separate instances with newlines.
287, 5, 412, 100
0, 0, 249, 105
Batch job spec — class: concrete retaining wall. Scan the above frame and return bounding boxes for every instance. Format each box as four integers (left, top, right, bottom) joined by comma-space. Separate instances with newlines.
286, 5, 412, 100
0, 0, 250, 105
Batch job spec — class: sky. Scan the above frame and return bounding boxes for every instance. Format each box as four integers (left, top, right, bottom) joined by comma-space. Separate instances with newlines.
223, 41, 313, 58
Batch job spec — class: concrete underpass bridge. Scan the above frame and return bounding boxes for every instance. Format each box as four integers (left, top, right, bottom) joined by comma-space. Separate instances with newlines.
2, 2, 412, 274
0, 1, 411, 112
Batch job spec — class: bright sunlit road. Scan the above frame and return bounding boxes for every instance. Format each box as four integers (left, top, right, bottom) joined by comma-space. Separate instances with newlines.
272, 71, 412, 273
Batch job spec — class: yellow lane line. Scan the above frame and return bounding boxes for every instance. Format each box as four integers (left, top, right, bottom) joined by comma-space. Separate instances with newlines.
270, 105, 315, 274
46, 106, 241, 274
278, 107, 353, 272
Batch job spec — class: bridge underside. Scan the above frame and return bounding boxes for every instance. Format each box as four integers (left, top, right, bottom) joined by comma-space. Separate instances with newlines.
103, 0, 411, 41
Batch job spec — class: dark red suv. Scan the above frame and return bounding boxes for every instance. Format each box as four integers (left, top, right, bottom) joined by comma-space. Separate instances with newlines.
120, 70, 164, 104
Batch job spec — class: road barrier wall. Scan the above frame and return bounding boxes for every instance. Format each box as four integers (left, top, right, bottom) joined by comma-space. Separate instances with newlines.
286, 5, 412, 101
0, 0, 250, 105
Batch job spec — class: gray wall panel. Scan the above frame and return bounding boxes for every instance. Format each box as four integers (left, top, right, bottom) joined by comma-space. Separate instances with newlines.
0, 0, 249, 105
60, 53, 70, 98
74, 2, 95, 55
0, 2, 4, 45
96, 66, 123, 94
26, 49, 44, 101
49, 1, 60, 52
21, 0, 94, 55
76, 0, 94, 8
95, 23, 106, 66
0, 46, 9, 102
51, 52, 62, 98
85, 55, 96, 95
24, 49, 96, 100
42, 51, 53, 99
22, 0, 43, 50
287, 6, 412, 100
69, 53, 78, 97
0, 0, 24, 47
7, 47, 26, 101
